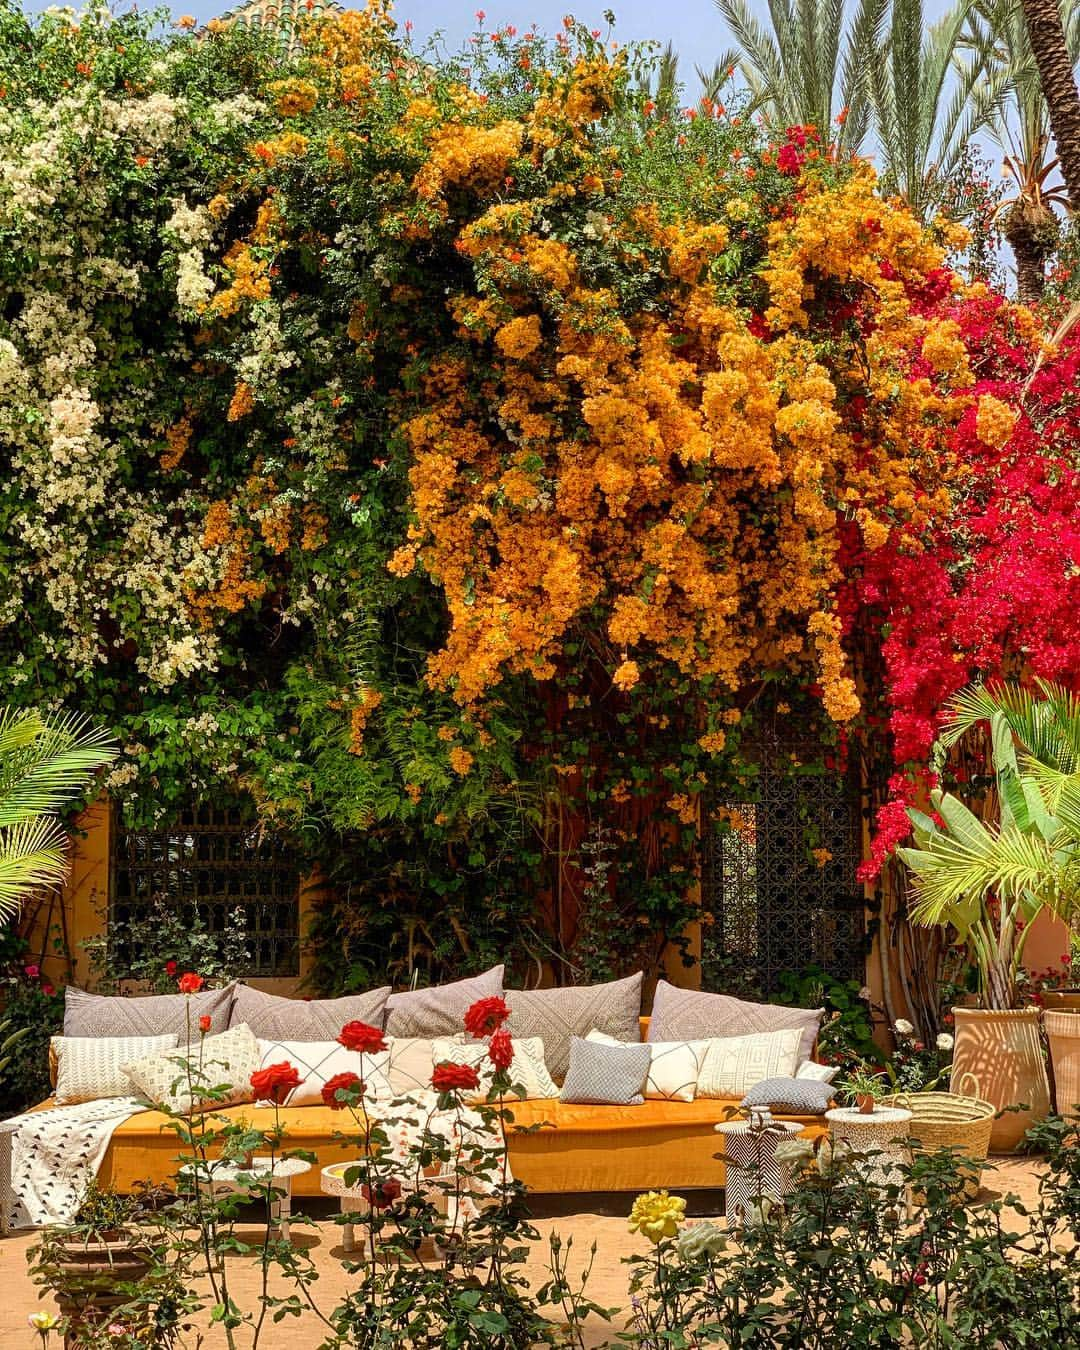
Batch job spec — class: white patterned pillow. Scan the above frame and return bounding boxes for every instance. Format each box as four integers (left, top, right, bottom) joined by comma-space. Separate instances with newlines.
52, 1034, 178, 1105
254, 1040, 363, 1107
431, 1036, 558, 1104
123, 1024, 261, 1114
696, 1028, 802, 1098
586, 1029, 708, 1102
796, 1060, 840, 1085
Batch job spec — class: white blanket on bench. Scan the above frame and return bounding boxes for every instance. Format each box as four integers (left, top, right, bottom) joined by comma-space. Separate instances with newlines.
8, 1097, 145, 1229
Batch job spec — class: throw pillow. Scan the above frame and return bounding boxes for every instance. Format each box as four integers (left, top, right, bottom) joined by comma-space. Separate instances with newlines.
741, 1076, 834, 1115
586, 1029, 708, 1102
431, 1035, 559, 1104
385, 965, 504, 1039
559, 1036, 650, 1106
52, 1034, 178, 1105
253, 1039, 364, 1107
648, 981, 823, 1063
362, 1038, 444, 1099
231, 984, 391, 1041
696, 1028, 803, 1098
796, 1060, 840, 1085
63, 983, 236, 1041
504, 972, 644, 1083
123, 1023, 261, 1114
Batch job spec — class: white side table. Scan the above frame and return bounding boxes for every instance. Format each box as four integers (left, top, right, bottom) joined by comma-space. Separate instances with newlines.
0, 1119, 18, 1236
825, 1107, 913, 1192
180, 1156, 311, 1242
715, 1119, 803, 1227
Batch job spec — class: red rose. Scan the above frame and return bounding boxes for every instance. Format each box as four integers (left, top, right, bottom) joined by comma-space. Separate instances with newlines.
431, 1061, 480, 1093
198, 1014, 212, 1034
41, 983, 55, 997
23, 964, 39, 980
251, 1061, 302, 1105
338, 1021, 387, 1055
463, 996, 510, 1039
321, 1071, 364, 1109
165, 960, 177, 977
177, 972, 204, 994
488, 1028, 514, 1071
361, 1178, 402, 1209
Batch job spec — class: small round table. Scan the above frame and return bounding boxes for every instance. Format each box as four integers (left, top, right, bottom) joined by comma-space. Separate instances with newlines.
180, 1156, 311, 1242
715, 1119, 803, 1228
320, 1161, 449, 1255
825, 1106, 913, 1192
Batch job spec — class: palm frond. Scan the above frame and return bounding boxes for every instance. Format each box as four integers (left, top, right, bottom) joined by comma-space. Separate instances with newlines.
0, 816, 71, 922
0, 709, 117, 826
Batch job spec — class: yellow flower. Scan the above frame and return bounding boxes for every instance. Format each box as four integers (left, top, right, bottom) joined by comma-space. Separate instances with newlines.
495, 314, 543, 360
449, 746, 474, 775
612, 659, 640, 691
629, 1190, 686, 1244
975, 394, 1016, 450
269, 79, 319, 118
29, 1312, 60, 1330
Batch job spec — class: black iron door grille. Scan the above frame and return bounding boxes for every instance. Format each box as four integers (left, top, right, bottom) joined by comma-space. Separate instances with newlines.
110, 803, 301, 978
702, 735, 866, 997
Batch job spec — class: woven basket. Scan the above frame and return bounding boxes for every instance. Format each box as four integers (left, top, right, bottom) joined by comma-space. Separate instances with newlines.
882, 1074, 995, 1200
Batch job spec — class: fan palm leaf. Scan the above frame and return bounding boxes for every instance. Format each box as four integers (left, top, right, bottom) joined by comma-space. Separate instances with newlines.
0, 708, 118, 826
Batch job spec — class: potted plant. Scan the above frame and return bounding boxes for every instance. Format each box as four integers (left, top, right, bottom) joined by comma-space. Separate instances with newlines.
30, 1182, 158, 1345
896, 680, 1080, 1148
839, 1065, 887, 1115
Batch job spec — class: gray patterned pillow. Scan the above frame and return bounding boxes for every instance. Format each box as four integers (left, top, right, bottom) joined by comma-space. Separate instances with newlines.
560, 1036, 650, 1106
64, 983, 236, 1041
648, 981, 822, 1064
230, 984, 391, 1041
385, 965, 504, 1038
505, 972, 643, 1083
741, 1076, 834, 1115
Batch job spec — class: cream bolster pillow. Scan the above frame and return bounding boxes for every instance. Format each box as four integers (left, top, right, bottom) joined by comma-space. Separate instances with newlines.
431, 1036, 559, 1103
52, 1033, 178, 1105
123, 1023, 261, 1114
585, 1030, 708, 1103
695, 1027, 803, 1098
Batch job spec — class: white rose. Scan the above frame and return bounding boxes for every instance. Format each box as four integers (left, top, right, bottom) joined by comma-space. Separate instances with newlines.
894, 1019, 914, 1036
936, 1033, 954, 1052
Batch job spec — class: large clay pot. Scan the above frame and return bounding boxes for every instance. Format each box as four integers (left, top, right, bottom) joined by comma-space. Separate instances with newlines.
51, 1233, 153, 1347
1042, 989, 1080, 1011
1045, 1009, 1080, 1117
950, 1007, 1050, 1152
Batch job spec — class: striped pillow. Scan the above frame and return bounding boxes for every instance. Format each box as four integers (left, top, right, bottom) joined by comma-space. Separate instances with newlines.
52, 1034, 178, 1105
696, 1028, 803, 1098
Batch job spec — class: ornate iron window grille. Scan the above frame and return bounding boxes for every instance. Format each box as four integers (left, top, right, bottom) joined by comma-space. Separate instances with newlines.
701, 733, 866, 997
110, 803, 301, 978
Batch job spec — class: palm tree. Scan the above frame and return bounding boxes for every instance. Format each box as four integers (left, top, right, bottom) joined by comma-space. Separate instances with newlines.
1018, 0, 1080, 209
968, 0, 1080, 299
707, 0, 889, 156
898, 680, 1080, 1009
0, 709, 116, 921
869, 0, 1004, 222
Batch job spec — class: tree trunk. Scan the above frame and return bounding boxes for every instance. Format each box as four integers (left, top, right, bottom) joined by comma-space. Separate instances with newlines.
1021, 0, 1080, 209
1003, 202, 1056, 302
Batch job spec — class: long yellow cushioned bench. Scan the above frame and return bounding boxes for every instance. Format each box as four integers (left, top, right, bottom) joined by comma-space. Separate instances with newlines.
33, 1096, 826, 1196
38, 1015, 828, 1195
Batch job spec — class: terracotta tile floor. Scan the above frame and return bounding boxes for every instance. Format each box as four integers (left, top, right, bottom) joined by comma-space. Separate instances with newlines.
0, 1157, 1048, 1348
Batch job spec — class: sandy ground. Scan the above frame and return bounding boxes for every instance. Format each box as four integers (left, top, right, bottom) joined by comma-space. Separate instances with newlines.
0, 1157, 1047, 1348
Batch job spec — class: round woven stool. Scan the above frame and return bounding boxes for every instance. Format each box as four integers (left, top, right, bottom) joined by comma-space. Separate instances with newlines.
825, 1106, 912, 1193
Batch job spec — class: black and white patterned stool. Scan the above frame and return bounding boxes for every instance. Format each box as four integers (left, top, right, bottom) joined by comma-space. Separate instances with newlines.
715, 1118, 803, 1228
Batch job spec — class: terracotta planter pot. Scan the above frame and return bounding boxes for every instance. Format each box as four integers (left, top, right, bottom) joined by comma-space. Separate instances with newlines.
1045, 1009, 1080, 1117
1042, 989, 1080, 1011
950, 1007, 1050, 1152
51, 1234, 154, 1347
